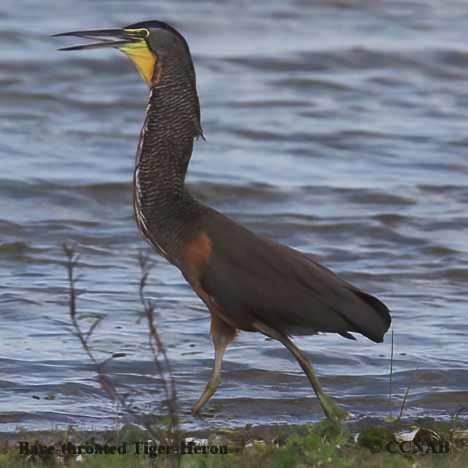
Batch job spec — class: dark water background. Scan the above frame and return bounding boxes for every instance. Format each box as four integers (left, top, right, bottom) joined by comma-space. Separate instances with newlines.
1, 0, 467, 432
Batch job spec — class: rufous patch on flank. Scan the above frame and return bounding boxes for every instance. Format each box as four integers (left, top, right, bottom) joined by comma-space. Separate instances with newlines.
181, 231, 212, 280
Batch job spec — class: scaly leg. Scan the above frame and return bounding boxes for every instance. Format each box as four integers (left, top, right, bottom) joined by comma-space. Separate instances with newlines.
253, 322, 348, 422
192, 313, 237, 415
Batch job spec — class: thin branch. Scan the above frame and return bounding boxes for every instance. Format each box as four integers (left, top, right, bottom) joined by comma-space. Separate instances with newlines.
63, 243, 122, 403
389, 329, 394, 413
396, 380, 412, 422
138, 252, 179, 435
63, 244, 180, 449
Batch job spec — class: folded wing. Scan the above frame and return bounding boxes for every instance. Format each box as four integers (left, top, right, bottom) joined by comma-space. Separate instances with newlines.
200, 209, 391, 343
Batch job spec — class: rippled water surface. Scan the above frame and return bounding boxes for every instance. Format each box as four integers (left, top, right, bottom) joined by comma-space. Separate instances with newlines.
1, 0, 468, 432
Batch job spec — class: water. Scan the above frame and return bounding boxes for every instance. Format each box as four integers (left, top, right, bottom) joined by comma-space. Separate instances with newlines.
1, 0, 467, 432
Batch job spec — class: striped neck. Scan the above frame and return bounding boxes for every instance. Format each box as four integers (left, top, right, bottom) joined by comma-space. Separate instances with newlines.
133, 48, 204, 262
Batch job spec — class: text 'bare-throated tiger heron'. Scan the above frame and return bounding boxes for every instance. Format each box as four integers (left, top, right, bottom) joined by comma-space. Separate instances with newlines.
55, 20, 391, 421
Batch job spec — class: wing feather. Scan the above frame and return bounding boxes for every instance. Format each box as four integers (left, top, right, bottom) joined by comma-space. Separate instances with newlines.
200, 209, 391, 343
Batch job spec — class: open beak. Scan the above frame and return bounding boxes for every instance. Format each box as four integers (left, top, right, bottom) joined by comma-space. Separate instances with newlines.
54, 27, 155, 87
53, 28, 144, 51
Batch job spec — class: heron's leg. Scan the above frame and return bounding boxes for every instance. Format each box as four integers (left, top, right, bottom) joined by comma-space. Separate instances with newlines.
192, 313, 237, 415
253, 322, 347, 422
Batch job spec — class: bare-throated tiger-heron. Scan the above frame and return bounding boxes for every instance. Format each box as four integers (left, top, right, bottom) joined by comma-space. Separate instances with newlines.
55, 21, 391, 421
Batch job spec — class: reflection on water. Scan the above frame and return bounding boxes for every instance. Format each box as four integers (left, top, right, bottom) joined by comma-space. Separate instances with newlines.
0, 0, 468, 431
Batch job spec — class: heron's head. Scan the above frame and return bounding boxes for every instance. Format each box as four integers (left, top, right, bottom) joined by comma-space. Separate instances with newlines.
54, 20, 191, 87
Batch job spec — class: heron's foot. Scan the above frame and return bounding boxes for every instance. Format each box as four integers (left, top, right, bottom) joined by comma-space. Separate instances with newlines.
318, 394, 348, 422
191, 375, 220, 416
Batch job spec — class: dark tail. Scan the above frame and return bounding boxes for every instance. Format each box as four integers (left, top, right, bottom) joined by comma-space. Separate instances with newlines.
353, 290, 391, 343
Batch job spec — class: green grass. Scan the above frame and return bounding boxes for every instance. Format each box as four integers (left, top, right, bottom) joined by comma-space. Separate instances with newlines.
1, 419, 467, 468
